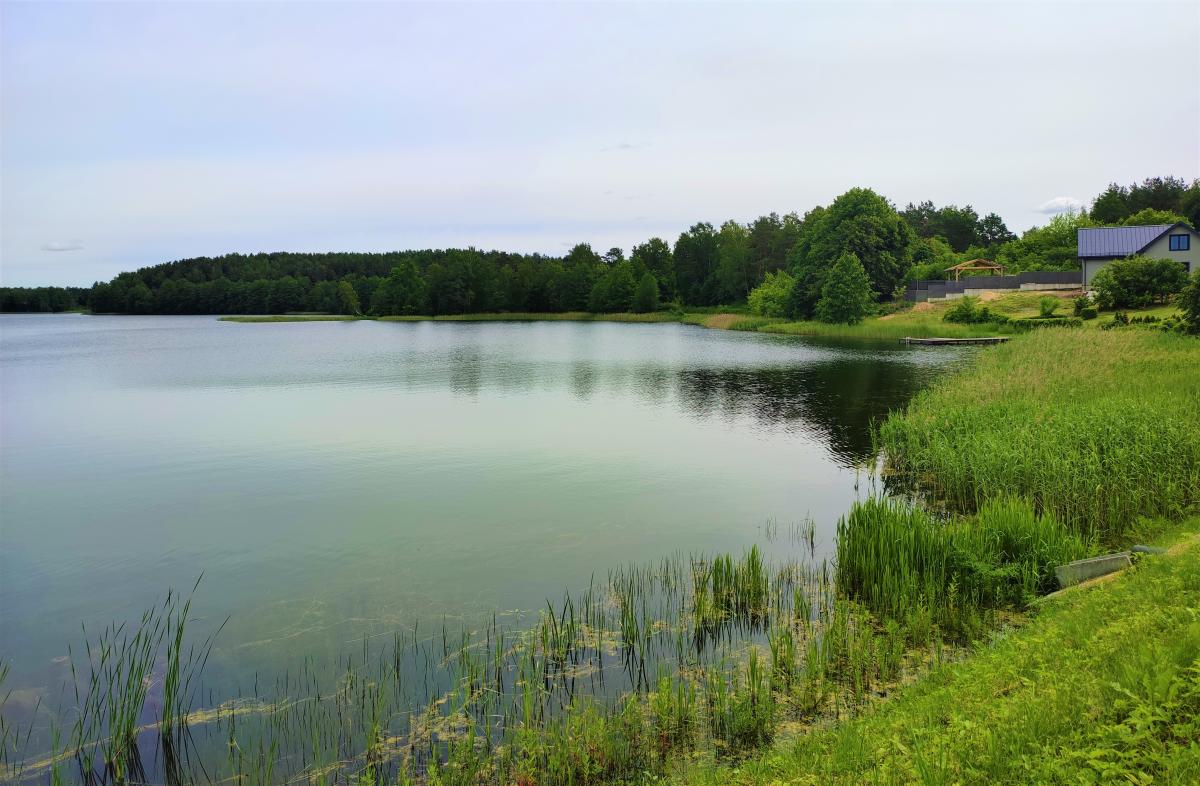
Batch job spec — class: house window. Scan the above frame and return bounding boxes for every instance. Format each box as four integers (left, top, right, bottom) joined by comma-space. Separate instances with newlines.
1169, 234, 1190, 251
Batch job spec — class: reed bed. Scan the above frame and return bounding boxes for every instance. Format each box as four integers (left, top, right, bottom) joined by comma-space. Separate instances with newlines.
835, 495, 1087, 640
877, 330, 1200, 541
1, 534, 978, 786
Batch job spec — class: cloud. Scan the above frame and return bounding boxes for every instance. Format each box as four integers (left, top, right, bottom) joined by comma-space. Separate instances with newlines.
41, 241, 84, 252
602, 141, 640, 152
1035, 197, 1084, 215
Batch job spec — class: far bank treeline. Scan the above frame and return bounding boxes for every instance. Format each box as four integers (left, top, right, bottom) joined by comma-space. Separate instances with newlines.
4, 176, 1198, 317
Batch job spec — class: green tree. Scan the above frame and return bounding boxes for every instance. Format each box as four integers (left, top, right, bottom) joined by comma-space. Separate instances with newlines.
746, 269, 794, 317
631, 272, 659, 313
792, 188, 913, 308
815, 252, 874, 324
1120, 207, 1189, 228
631, 238, 675, 300
588, 261, 637, 312
673, 223, 720, 305
1090, 183, 1130, 223
1127, 176, 1188, 213
336, 280, 361, 315
371, 261, 427, 315
601, 247, 625, 266
1178, 182, 1200, 231
1094, 183, 1128, 223
713, 220, 751, 303
906, 236, 958, 282
977, 213, 1016, 247
1091, 256, 1189, 309
996, 211, 1094, 273
1177, 269, 1200, 334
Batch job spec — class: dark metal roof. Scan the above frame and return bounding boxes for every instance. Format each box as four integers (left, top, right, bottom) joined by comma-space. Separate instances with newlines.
1077, 224, 1176, 258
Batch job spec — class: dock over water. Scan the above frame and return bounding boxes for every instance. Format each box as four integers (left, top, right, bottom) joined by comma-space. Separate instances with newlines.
901, 336, 1010, 346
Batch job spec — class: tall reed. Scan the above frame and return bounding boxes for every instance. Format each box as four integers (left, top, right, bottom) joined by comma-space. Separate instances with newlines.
878, 330, 1200, 541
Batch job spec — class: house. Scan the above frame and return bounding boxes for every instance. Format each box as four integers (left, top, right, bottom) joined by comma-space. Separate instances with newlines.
1077, 223, 1200, 287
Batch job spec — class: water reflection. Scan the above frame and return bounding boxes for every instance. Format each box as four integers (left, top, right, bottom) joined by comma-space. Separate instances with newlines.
1, 315, 966, 728
673, 356, 940, 464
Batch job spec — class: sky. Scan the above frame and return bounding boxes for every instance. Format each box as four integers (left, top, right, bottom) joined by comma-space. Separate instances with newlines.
2, 1, 1198, 287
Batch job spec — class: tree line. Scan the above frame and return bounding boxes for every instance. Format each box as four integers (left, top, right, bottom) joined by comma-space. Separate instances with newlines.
2, 177, 1195, 316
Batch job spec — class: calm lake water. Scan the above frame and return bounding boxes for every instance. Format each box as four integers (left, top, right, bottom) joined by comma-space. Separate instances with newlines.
0, 314, 966, 715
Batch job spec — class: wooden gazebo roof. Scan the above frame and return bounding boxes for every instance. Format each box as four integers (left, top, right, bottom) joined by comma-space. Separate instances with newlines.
944, 258, 1004, 280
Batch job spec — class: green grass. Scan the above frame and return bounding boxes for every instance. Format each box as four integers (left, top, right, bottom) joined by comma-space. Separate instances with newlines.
219, 314, 364, 322
678, 525, 1200, 786
758, 316, 1003, 340
379, 310, 682, 323
878, 329, 1200, 541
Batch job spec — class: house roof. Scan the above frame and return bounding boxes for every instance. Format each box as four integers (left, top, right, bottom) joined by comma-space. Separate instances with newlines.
1076, 223, 1188, 258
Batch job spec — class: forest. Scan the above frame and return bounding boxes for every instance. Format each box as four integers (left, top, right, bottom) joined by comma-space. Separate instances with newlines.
3, 176, 1197, 317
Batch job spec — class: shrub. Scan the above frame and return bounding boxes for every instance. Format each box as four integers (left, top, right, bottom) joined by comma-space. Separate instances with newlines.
1072, 295, 1091, 316
1091, 256, 1189, 309
944, 296, 1008, 325
1011, 316, 1082, 330
1080, 306, 1098, 320
746, 270, 794, 318
1038, 297, 1059, 318
1179, 269, 1200, 335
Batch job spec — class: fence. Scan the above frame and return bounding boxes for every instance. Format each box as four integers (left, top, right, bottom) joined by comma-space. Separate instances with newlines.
904, 271, 1081, 302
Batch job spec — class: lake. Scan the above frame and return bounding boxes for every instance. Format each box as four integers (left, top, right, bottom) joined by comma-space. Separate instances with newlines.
0, 314, 966, 741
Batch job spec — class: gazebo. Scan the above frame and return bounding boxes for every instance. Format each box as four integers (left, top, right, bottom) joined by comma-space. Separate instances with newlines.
944, 259, 1004, 280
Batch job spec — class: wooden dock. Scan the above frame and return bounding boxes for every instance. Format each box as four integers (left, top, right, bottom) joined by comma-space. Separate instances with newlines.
901, 336, 1009, 346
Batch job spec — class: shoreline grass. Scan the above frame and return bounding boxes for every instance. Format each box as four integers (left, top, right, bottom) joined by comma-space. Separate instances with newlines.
216, 290, 1185, 343
681, 524, 1200, 785
878, 329, 1200, 541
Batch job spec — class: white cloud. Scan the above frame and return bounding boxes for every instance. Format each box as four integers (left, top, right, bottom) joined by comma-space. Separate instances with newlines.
40, 241, 84, 252
1036, 197, 1084, 215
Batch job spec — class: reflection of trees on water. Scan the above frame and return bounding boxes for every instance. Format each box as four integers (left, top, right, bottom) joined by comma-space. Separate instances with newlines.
438, 348, 943, 468
674, 361, 938, 465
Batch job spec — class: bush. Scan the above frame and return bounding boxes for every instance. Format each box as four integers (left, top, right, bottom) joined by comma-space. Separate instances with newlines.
1011, 316, 1082, 330
944, 296, 1008, 325
1072, 295, 1091, 316
1091, 256, 1189, 309
1038, 297, 1059, 318
1179, 269, 1200, 335
746, 270, 794, 318
1080, 306, 1098, 320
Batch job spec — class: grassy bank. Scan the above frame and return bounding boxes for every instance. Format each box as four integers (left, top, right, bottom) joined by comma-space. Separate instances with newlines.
878, 329, 1200, 541
682, 524, 1200, 785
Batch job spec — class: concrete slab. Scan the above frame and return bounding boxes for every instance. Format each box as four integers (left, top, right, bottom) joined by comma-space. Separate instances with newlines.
1054, 552, 1132, 588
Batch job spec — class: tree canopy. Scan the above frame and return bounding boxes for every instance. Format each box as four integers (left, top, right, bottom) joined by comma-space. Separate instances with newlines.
5, 175, 1196, 316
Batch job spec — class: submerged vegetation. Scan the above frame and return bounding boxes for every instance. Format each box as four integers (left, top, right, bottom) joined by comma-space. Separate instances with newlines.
1, 539, 987, 785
